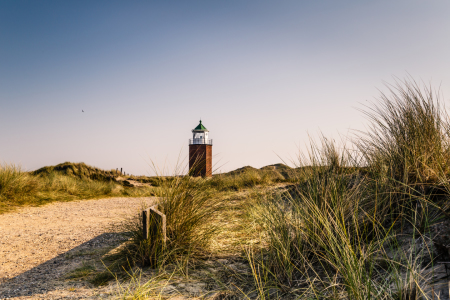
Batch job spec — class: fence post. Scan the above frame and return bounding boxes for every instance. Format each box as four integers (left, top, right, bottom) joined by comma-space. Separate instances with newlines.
142, 208, 150, 239
142, 205, 166, 246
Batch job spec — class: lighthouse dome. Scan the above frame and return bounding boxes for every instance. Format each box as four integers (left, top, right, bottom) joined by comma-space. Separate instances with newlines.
190, 120, 212, 145
192, 120, 208, 132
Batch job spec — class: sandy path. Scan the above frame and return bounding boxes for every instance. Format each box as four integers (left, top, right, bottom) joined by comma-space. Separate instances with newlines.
0, 197, 155, 299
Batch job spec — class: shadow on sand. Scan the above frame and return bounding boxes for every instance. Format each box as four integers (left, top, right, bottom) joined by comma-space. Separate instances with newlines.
0, 232, 126, 299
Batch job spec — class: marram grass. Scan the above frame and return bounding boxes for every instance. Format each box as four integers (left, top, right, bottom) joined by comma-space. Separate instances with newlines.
0, 162, 153, 213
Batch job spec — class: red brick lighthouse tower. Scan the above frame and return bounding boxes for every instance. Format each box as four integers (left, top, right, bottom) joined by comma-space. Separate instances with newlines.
189, 120, 212, 177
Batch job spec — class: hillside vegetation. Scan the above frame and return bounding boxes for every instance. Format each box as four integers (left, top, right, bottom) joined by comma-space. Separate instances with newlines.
98, 78, 450, 299
0, 162, 154, 213
0, 161, 296, 214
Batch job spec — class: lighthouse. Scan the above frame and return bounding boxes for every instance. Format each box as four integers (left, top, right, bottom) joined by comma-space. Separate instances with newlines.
189, 120, 213, 177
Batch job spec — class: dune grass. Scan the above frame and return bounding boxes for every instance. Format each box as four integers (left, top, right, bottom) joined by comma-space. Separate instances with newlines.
97, 78, 450, 299
207, 167, 289, 191
0, 162, 154, 213
117, 174, 225, 269
240, 78, 450, 299
357, 77, 450, 184
0, 163, 41, 211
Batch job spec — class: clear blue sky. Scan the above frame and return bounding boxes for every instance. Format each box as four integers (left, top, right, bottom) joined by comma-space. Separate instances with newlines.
1, 0, 450, 175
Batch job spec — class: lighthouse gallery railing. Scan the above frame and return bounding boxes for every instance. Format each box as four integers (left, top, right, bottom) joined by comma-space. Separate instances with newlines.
189, 139, 213, 145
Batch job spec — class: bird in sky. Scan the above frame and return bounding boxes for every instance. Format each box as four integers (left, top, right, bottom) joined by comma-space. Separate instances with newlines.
82, 110, 84, 112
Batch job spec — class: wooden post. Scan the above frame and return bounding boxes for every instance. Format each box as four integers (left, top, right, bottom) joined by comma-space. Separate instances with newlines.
142, 205, 166, 246
150, 205, 166, 246
143, 208, 150, 239
142, 205, 166, 267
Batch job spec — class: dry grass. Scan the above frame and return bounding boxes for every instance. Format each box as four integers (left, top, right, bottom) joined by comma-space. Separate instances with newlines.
357, 77, 450, 184
116, 175, 226, 270
0, 162, 154, 213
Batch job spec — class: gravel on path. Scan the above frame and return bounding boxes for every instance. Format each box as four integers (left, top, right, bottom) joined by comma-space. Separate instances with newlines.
0, 197, 155, 299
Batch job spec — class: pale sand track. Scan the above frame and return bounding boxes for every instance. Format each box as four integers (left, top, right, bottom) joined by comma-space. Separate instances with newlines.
0, 197, 155, 299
